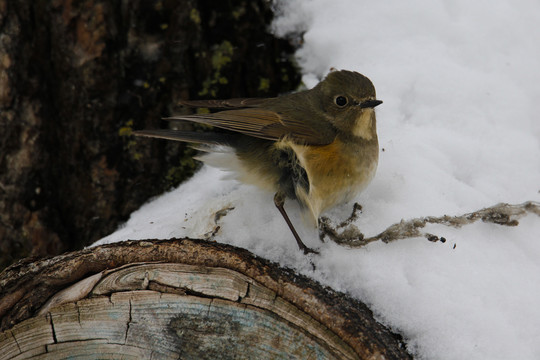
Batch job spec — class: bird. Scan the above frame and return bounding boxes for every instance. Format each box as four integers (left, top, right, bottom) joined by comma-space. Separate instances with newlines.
134, 69, 382, 254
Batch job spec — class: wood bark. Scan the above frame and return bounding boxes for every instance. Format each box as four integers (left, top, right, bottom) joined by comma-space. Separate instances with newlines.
0, 239, 412, 359
0, 0, 300, 270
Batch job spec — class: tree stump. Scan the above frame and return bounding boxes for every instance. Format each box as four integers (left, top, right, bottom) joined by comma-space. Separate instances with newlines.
0, 239, 411, 359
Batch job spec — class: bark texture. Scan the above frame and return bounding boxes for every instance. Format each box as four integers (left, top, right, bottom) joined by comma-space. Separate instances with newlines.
0, 0, 300, 270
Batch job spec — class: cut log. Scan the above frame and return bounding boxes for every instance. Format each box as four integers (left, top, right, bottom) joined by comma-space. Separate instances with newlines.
0, 239, 411, 359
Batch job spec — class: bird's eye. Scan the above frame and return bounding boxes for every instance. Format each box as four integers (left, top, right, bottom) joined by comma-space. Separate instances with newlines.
334, 96, 348, 107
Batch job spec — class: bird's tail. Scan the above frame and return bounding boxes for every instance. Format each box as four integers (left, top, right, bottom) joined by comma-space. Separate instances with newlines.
133, 129, 235, 147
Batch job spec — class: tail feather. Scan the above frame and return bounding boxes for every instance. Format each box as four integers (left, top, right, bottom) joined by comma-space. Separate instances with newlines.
133, 129, 235, 146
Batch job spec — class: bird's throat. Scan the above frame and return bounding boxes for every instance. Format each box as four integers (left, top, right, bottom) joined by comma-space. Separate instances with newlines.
352, 109, 376, 140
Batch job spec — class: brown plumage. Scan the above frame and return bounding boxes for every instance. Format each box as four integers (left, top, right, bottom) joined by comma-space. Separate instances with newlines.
135, 69, 382, 254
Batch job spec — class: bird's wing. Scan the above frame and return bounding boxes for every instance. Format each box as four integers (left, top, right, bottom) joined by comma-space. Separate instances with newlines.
166, 108, 333, 145
177, 98, 268, 108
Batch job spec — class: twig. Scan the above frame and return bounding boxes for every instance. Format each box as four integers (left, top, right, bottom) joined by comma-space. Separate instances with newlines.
319, 201, 540, 248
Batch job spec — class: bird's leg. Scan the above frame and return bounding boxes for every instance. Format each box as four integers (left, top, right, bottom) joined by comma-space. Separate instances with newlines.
273, 192, 318, 254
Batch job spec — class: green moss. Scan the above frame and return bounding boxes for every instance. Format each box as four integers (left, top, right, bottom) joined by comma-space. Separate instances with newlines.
199, 78, 217, 97
165, 148, 198, 187
190, 8, 201, 25
154, 1, 163, 11
258, 77, 270, 92
196, 107, 210, 114
211, 41, 233, 68
232, 6, 246, 20
132, 151, 143, 161
119, 119, 143, 160
199, 41, 234, 97
281, 68, 289, 82
118, 119, 134, 137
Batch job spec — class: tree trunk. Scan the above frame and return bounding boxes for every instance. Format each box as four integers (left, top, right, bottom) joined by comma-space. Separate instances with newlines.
0, 0, 300, 270
0, 239, 411, 359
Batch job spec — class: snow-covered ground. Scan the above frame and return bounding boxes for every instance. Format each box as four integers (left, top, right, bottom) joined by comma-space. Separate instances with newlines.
95, 1, 540, 358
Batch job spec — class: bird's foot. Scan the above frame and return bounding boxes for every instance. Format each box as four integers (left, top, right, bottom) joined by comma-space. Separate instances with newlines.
299, 243, 320, 255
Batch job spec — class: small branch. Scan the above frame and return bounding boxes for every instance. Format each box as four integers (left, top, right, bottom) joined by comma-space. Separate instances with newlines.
320, 201, 540, 248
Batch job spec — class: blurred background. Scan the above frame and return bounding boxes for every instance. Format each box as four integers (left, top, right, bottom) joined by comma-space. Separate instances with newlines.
0, 0, 301, 270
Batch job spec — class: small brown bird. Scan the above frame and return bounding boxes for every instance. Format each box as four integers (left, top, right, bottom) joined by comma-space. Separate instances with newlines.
135, 69, 382, 254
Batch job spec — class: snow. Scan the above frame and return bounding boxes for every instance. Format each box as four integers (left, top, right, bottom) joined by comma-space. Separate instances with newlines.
94, 1, 540, 358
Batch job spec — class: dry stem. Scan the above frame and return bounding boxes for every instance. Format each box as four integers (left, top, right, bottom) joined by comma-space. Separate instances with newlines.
319, 201, 540, 247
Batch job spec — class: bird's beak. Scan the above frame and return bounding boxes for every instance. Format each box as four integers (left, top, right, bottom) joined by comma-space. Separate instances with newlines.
359, 99, 383, 108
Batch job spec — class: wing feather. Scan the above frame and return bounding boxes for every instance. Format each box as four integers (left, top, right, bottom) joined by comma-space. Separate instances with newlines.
167, 108, 331, 145
177, 98, 268, 109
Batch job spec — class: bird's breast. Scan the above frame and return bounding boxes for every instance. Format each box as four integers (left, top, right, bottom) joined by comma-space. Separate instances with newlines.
284, 136, 378, 223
